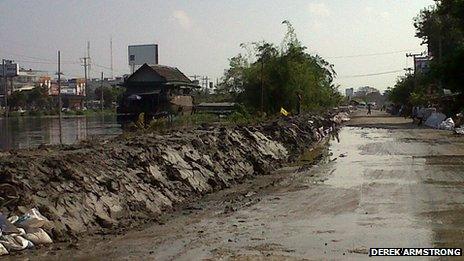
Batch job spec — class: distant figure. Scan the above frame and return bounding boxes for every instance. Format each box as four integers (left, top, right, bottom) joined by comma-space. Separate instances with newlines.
367, 103, 372, 115
412, 106, 418, 119
398, 105, 404, 116
416, 107, 424, 126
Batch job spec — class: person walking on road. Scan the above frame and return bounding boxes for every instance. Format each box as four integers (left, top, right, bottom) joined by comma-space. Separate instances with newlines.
367, 103, 372, 115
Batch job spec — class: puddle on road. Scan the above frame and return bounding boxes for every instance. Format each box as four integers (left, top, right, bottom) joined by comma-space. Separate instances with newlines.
421, 208, 464, 248
415, 155, 464, 165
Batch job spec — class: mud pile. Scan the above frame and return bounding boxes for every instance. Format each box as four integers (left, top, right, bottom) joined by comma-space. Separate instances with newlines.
0, 113, 342, 241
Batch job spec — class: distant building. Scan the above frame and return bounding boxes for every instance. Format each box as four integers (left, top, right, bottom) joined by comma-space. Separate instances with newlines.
13, 68, 49, 92
38, 76, 52, 93
415, 56, 430, 74
68, 78, 86, 96
118, 63, 199, 120
345, 88, 354, 100
354, 86, 380, 97
48, 79, 86, 97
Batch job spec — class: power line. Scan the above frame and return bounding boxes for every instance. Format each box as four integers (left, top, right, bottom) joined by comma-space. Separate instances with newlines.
327, 49, 423, 59
338, 69, 404, 79
0, 51, 78, 64
13, 59, 79, 65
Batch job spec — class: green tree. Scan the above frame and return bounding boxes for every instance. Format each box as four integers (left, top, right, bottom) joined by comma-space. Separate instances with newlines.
95, 86, 125, 108
8, 91, 27, 109
414, 0, 464, 94
27, 85, 52, 110
219, 21, 341, 115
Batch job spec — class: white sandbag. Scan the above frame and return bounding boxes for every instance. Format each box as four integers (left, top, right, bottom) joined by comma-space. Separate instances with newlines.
0, 213, 20, 235
0, 235, 33, 251
16, 228, 26, 236
455, 127, 464, 135
7, 216, 18, 224
24, 228, 53, 245
16, 235, 34, 249
0, 243, 8, 256
424, 112, 447, 128
438, 118, 455, 130
15, 208, 50, 229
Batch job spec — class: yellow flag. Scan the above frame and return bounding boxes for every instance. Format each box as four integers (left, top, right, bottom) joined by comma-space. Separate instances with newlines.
280, 107, 289, 116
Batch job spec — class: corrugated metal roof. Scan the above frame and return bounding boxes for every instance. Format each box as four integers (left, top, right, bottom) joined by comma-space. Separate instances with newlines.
148, 64, 191, 83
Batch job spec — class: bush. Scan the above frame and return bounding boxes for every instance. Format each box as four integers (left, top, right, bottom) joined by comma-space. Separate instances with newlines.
226, 112, 251, 125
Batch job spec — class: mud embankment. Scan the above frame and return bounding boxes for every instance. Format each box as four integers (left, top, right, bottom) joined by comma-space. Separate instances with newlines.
0, 113, 344, 241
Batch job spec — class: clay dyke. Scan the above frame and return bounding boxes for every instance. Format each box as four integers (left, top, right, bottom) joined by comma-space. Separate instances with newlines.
0, 112, 345, 241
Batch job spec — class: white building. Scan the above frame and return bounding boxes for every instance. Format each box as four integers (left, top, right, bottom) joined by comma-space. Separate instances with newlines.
13, 68, 49, 92
345, 88, 354, 100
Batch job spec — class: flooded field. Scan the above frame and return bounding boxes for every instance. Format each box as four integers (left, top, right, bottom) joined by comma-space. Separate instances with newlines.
0, 115, 122, 151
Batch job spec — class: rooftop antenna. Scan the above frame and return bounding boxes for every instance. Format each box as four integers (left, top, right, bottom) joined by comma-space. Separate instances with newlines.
87, 41, 91, 77
110, 37, 114, 79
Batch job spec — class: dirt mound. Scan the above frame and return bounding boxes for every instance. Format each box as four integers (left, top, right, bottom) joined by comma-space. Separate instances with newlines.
0, 113, 340, 241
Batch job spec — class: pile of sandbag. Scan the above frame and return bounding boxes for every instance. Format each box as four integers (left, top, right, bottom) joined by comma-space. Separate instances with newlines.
419, 110, 462, 132
331, 112, 350, 124
438, 118, 455, 131
0, 208, 53, 255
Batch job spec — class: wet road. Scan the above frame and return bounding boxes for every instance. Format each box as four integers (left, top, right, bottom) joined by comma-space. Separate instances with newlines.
26, 111, 464, 260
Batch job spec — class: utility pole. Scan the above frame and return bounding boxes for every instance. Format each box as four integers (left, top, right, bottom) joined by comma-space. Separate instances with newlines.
87, 41, 91, 76
80, 42, 92, 109
406, 52, 424, 75
100, 72, 104, 112
2, 59, 7, 117
406, 52, 424, 101
57, 51, 63, 144
80, 55, 90, 107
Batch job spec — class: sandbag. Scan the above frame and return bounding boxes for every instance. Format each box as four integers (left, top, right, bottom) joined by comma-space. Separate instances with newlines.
455, 127, 464, 135
438, 118, 455, 130
24, 228, 53, 245
0, 235, 33, 251
0, 243, 8, 256
15, 208, 50, 229
7, 215, 18, 224
0, 213, 20, 235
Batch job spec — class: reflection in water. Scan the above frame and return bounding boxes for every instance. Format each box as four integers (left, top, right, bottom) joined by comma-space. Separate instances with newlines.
0, 115, 122, 150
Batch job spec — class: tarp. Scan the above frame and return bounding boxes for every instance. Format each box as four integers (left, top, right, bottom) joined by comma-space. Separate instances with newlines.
424, 112, 447, 129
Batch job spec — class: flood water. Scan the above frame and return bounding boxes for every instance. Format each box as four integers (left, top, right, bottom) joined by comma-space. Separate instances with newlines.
0, 115, 123, 151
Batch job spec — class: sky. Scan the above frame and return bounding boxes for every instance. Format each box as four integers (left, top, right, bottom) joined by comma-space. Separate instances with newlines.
0, 0, 435, 92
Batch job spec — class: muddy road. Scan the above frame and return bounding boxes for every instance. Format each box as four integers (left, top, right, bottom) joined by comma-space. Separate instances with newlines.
16, 110, 464, 260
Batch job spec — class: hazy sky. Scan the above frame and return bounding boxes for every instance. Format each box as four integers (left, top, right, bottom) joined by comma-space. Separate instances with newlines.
0, 0, 434, 92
